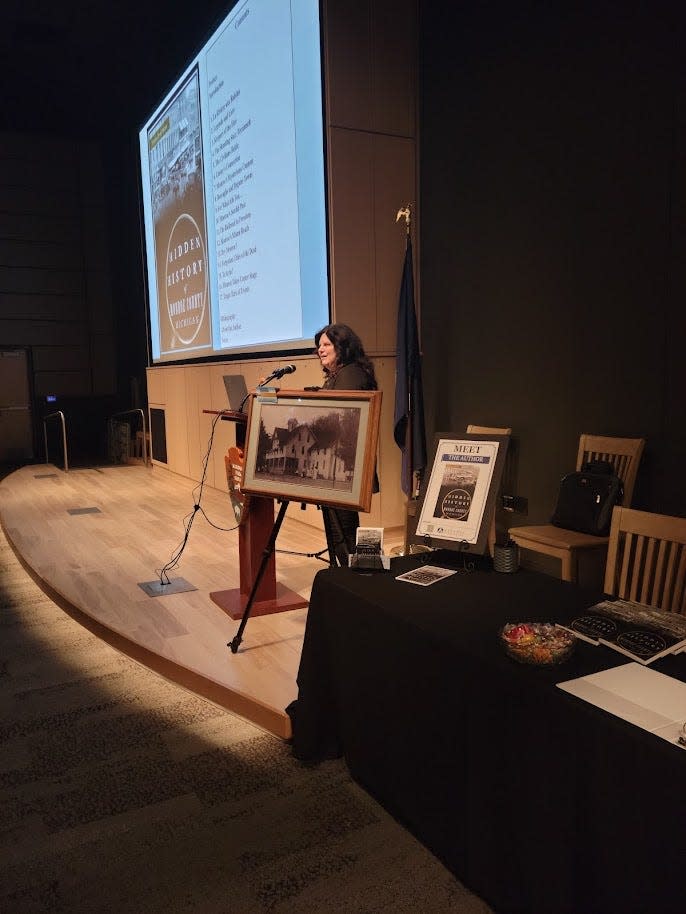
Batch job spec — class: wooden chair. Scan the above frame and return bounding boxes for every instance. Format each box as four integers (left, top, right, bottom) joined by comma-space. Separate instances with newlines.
508, 434, 645, 582
466, 424, 512, 556
466, 425, 512, 437
604, 507, 686, 614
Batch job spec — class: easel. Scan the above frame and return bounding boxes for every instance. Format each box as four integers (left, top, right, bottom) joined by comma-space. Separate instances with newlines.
228, 498, 293, 653
320, 505, 354, 568
204, 409, 308, 621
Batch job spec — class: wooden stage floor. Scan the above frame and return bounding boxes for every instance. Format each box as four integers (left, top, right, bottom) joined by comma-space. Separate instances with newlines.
0, 463, 341, 739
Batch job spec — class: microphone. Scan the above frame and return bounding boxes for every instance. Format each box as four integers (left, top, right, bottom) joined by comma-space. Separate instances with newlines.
272, 364, 296, 380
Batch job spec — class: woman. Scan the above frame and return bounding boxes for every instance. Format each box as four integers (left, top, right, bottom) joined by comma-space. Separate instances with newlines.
314, 324, 378, 565
315, 323, 377, 392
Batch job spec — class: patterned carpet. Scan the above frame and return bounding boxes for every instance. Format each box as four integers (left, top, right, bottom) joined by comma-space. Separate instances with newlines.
0, 520, 493, 914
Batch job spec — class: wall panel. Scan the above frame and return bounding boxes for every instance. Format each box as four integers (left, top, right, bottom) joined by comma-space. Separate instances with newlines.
327, 128, 377, 342
0, 131, 117, 416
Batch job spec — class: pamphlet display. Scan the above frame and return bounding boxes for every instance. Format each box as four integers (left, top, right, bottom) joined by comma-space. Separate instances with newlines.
349, 527, 390, 571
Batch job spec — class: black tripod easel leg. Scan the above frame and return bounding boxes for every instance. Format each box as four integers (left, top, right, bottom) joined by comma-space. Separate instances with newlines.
321, 506, 352, 567
228, 500, 290, 654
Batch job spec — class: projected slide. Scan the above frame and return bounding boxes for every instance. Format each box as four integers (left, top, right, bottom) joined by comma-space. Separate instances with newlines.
207, 2, 301, 349
139, 0, 328, 365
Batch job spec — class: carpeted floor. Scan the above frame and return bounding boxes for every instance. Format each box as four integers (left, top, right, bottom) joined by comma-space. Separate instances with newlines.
0, 517, 493, 913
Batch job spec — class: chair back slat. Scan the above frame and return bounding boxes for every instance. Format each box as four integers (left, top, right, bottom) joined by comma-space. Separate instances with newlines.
641, 537, 656, 604
618, 531, 633, 598
652, 540, 669, 606
466, 425, 512, 436
605, 507, 686, 615
663, 549, 686, 610
673, 551, 686, 612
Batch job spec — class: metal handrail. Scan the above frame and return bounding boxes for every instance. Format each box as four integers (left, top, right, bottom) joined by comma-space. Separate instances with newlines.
110, 408, 149, 465
43, 411, 69, 472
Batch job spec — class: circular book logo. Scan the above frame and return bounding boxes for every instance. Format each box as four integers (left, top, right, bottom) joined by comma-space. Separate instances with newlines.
165, 213, 208, 346
440, 488, 472, 520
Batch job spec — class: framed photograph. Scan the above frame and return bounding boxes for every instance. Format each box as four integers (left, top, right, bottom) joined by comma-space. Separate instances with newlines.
241, 389, 382, 512
410, 433, 510, 554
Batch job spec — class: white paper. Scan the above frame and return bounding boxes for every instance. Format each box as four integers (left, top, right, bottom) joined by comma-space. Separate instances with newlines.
557, 662, 686, 748
395, 565, 458, 587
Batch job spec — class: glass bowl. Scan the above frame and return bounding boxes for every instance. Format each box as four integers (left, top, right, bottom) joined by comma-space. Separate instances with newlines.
500, 622, 576, 666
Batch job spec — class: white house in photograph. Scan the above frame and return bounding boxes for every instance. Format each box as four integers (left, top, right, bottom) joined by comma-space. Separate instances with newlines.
265, 418, 348, 482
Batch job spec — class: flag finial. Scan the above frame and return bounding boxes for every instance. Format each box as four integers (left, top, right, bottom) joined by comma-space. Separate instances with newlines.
395, 204, 412, 233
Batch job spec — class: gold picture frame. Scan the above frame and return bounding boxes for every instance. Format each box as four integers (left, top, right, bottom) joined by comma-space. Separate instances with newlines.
241, 389, 382, 512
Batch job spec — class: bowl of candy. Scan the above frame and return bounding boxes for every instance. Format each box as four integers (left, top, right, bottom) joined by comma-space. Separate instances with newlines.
500, 622, 575, 666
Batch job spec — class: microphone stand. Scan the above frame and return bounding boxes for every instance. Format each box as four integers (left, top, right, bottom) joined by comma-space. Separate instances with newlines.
260, 368, 282, 386
261, 364, 295, 386
237, 366, 293, 413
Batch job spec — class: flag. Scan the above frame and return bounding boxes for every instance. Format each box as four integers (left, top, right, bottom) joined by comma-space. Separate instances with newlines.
393, 236, 427, 496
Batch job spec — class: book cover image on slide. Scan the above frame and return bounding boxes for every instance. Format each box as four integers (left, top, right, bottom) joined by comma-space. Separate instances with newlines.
147, 67, 211, 356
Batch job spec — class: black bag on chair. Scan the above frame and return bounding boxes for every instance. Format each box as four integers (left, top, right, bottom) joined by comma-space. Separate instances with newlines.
551, 460, 623, 536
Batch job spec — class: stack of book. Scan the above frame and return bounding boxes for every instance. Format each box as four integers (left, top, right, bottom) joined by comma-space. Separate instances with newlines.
558, 599, 686, 665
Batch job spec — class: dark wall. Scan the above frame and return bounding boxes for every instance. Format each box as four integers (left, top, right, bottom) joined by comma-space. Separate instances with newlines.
0, 1, 233, 462
419, 0, 686, 523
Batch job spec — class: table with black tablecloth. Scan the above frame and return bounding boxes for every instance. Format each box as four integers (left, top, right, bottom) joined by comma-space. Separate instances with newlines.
289, 553, 686, 914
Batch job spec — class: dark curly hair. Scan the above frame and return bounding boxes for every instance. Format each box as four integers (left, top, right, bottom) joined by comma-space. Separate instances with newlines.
314, 323, 377, 388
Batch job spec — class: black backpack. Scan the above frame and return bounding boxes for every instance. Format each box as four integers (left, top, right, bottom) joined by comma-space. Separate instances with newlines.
551, 459, 624, 536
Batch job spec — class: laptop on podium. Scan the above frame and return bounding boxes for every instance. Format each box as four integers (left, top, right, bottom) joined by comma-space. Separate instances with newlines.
223, 374, 249, 413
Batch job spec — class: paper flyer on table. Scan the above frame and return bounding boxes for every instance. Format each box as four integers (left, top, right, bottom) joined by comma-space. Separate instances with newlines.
415, 438, 500, 544
557, 662, 686, 748
395, 565, 458, 586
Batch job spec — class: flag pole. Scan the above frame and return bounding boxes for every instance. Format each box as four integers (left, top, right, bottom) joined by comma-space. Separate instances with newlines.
393, 203, 427, 552
395, 205, 415, 497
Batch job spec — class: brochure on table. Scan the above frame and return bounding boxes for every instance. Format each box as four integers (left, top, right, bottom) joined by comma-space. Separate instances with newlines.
395, 565, 459, 587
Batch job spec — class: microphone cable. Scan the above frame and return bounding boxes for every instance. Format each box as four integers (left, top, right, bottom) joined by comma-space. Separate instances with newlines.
155, 409, 240, 586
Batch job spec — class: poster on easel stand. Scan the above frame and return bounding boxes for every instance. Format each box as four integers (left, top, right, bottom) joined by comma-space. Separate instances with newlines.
412, 433, 510, 555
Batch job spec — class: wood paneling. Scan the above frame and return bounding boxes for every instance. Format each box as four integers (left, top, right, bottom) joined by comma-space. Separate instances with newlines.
370, 0, 417, 137
0, 239, 82, 270
0, 132, 116, 401
328, 128, 377, 338
325, 0, 417, 138
324, 0, 373, 130
0, 318, 89, 346
34, 369, 92, 397
0, 212, 81, 244
32, 345, 91, 371
373, 133, 416, 350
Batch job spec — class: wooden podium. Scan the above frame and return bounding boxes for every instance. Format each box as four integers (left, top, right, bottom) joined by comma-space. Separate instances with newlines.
205, 409, 308, 620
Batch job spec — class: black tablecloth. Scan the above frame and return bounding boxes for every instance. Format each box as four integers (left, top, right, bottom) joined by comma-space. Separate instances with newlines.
289, 553, 686, 914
